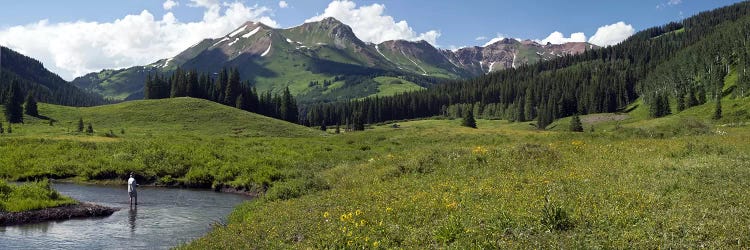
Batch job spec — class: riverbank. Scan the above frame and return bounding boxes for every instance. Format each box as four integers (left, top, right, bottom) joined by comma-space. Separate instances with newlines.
0, 202, 118, 226
52, 178, 262, 198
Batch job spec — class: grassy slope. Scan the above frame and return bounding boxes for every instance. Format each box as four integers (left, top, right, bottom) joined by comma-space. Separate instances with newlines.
370, 77, 425, 97
1, 98, 377, 196
183, 97, 750, 248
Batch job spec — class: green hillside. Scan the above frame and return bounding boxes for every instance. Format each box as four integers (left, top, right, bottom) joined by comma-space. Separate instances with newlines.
0, 98, 358, 194
2, 97, 315, 138
1, 46, 106, 106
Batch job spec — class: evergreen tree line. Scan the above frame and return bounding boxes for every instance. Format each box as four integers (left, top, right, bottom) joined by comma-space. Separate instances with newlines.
1, 47, 108, 107
639, 13, 750, 117
143, 67, 298, 123
300, 2, 750, 128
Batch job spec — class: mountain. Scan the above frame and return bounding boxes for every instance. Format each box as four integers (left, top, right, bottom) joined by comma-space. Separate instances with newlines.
303, 1, 750, 128
1, 46, 107, 106
444, 39, 596, 75
72, 17, 595, 102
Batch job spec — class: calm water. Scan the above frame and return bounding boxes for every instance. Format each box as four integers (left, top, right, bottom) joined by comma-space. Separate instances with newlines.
0, 183, 250, 249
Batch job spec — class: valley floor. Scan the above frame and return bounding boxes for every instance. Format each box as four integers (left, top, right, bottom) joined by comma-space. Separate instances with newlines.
1, 97, 749, 248
184, 119, 750, 249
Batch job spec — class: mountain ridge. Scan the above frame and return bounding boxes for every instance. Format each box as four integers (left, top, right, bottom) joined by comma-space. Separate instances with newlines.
71, 17, 597, 102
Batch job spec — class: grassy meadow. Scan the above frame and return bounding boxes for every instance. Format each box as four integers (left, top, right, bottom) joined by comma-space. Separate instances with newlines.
1, 96, 749, 247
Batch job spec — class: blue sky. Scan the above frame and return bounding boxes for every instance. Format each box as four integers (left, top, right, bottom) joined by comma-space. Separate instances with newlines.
0, 0, 744, 80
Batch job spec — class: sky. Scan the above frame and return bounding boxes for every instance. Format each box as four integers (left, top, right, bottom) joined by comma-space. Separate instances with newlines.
0, 0, 744, 80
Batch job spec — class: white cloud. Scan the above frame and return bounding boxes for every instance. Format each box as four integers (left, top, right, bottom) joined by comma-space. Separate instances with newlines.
475, 36, 487, 41
657, 0, 683, 9
483, 35, 505, 47
448, 45, 466, 52
278, 1, 289, 8
588, 21, 635, 47
305, 0, 441, 46
0, 2, 278, 80
163, 0, 179, 10
535, 31, 587, 45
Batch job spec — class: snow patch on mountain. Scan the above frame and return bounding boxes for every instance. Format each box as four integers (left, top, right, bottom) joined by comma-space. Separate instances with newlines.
228, 38, 240, 47
229, 25, 247, 37
212, 37, 230, 47
487, 62, 495, 74
401, 49, 427, 76
375, 44, 394, 64
162, 57, 174, 68
242, 27, 261, 38
261, 42, 272, 57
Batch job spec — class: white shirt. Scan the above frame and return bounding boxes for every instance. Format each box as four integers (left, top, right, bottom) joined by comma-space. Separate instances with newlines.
128, 177, 137, 193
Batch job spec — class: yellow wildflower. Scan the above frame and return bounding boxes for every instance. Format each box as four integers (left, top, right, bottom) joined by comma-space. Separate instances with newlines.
446, 201, 458, 209
385, 207, 393, 213
373, 241, 380, 248
472, 146, 488, 154
323, 212, 330, 218
355, 209, 363, 216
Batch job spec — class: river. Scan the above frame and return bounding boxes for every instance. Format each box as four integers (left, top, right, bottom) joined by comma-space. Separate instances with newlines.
0, 183, 250, 249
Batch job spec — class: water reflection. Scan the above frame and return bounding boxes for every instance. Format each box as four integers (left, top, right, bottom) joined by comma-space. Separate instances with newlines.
128, 206, 137, 232
1, 183, 249, 249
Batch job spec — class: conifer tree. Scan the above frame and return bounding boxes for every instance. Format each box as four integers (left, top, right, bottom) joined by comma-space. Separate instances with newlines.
235, 93, 247, 110
685, 89, 698, 108
186, 70, 199, 97
352, 112, 365, 131
216, 68, 228, 102
320, 121, 327, 131
24, 92, 38, 117
570, 115, 584, 132
462, 111, 477, 128
144, 73, 153, 99
4, 80, 24, 123
524, 89, 535, 121
86, 123, 94, 134
225, 68, 240, 105
649, 93, 672, 118
0, 122, 4, 134
516, 96, 526, 122
7, 124, 11, 134
77, 118, 84, 133
280, 87, 298, 123
676, 92, 686, 112
712, 98, 722, 120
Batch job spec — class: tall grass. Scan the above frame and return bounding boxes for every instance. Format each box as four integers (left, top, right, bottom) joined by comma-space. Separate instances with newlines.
0, 179, 77, 212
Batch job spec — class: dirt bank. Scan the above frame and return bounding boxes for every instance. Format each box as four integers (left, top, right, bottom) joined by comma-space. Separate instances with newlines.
0, 203, 119, 226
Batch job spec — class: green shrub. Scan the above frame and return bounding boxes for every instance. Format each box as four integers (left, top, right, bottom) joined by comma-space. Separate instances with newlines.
540, 196, 574, 231
434, 215, 464, 244
0, 179, 77, 212
264, 175, 329, 201
184, 167, 214, 188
